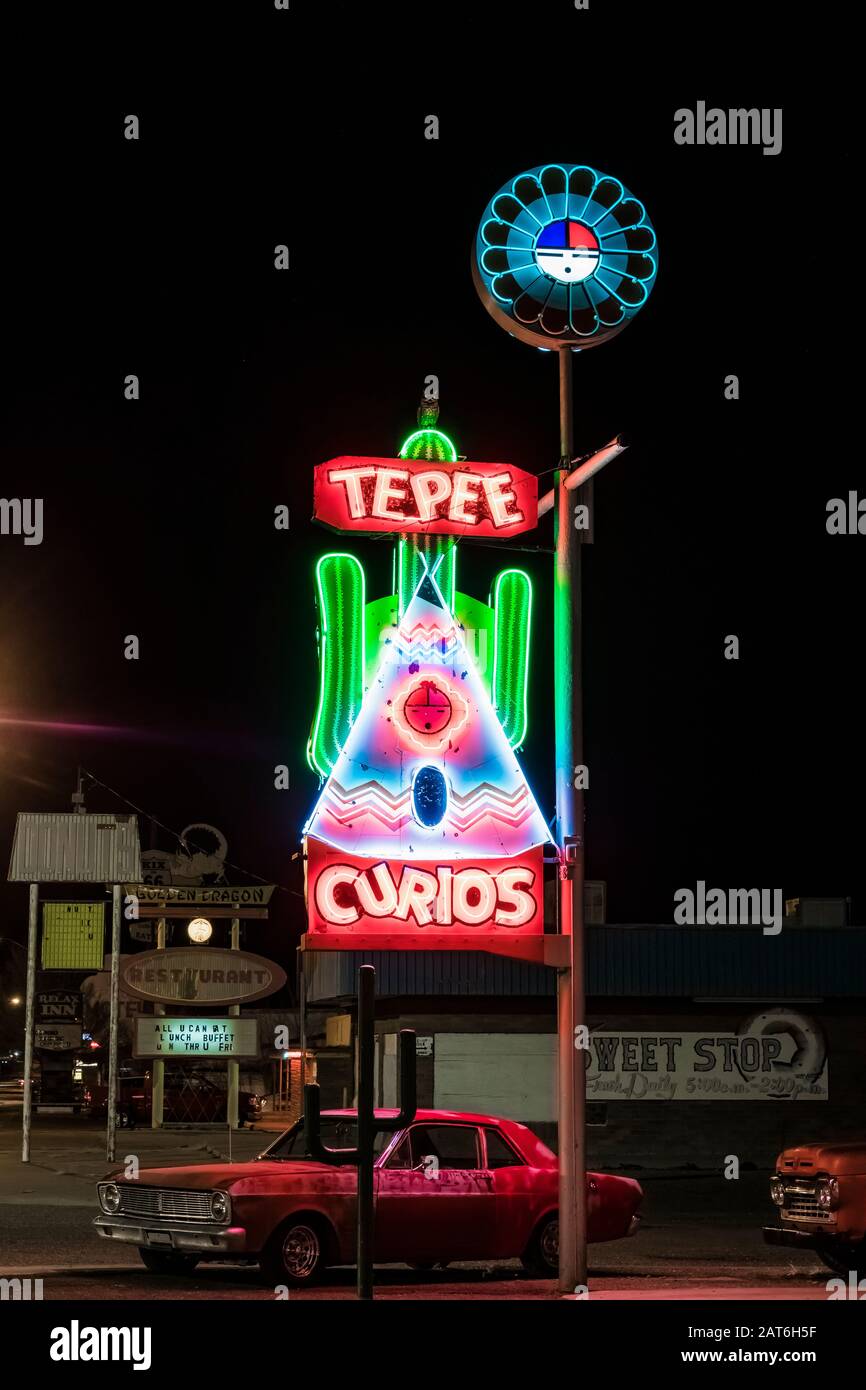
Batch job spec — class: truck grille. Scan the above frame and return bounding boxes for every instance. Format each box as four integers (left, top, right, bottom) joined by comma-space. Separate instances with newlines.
784, 1190, 831, 1223
116, 1186, 213, 1220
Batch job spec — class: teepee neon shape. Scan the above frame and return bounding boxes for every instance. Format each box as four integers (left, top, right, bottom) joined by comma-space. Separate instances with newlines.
305, 561, 553, 862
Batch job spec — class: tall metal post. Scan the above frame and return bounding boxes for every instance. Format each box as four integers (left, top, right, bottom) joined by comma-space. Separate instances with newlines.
106, 884, 122, 1163
555, 347, 587, 1293
298, 945, 307, 1085
21, 883, 39, 1163
356, 964, 375, 1300
227, 915, 240, 1129
152, 916, 165, 1128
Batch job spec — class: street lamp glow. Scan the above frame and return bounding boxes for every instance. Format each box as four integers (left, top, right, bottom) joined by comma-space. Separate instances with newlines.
187, 917, 213, 944
9, 996, 22, 1006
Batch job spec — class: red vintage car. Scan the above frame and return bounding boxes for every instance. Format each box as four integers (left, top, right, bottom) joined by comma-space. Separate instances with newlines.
94, 1108, 642, 1284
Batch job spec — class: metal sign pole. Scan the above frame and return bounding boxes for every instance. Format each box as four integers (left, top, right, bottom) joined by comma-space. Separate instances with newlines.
356, 964, 375, 1300
554, 348, 587, 1293
152, 917, 166, 1128
106, 884, 121, 1163
227, 915, 240, 1129
299, 945, 308, 1087
21, 883, 39, 1163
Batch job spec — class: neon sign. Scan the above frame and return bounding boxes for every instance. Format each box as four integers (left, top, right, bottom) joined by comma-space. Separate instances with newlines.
304, 415, 550, 954
305, 564, 551, 861
313, 456, 538, 538
472, 162, 657, 351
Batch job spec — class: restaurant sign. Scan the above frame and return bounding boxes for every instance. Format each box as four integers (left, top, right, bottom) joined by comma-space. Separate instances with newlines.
134, 1017, 259, 1059
121, 947, 286, 1006
125, 884, 275, 906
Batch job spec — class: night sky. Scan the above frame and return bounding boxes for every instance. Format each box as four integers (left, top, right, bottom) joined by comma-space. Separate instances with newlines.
0, 10, 857, 982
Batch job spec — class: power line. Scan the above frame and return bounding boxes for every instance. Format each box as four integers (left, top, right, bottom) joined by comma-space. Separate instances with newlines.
78, 768, 305, 900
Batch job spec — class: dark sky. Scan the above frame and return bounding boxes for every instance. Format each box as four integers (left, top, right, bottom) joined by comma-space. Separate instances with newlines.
0, 8, 857, 974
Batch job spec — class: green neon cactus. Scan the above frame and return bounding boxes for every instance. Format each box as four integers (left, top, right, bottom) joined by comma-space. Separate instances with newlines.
308, 408, 534, 774
306, 552, 366, 778
491, 568, 533, 749
397, 411, 457, 616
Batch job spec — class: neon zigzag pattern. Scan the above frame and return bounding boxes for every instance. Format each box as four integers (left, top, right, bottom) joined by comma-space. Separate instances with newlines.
322, 779, 534, 834
324, 780, 413, 829
394, 621, 460, 662
449, 783, 532, 832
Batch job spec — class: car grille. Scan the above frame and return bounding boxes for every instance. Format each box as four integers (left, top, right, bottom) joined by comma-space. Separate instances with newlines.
783, 1190, 831, 1223
116, 1186, 213, 1220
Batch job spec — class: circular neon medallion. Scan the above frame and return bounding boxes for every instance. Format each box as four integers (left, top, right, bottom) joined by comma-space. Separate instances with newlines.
473, 163, 657, 351
403, 680, 453, 735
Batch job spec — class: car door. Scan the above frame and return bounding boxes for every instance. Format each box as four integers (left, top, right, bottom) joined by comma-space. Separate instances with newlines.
482, 1125, 542, 1258
375, 1124, 495, 1264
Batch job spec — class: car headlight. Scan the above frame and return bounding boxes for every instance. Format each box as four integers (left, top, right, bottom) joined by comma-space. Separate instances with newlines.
100, 1183, 121, 1214
210, 1191, 231, 1222
817, 1178, 840, 1211
770, 1177, 785, 1207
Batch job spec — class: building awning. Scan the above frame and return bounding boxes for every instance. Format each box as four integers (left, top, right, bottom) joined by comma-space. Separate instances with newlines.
304, 927, 866, 1003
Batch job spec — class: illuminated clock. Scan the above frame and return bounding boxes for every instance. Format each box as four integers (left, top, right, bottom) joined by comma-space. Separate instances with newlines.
473, 163, 658, 351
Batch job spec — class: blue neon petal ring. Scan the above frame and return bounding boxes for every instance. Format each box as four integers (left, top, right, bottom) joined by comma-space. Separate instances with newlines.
473, 163, 658, 351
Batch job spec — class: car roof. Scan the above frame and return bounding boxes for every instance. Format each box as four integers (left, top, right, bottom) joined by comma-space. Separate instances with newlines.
318, 1109, 557, 1167
323, 1108, 510, 1125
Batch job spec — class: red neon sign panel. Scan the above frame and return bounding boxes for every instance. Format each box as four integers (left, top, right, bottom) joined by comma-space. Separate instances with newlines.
306, 839, 544, 947
313, 456, 538, 537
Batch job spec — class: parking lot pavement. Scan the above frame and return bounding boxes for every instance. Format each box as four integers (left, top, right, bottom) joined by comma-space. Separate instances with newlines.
0, 1109, 267, 1187
0, 1265, 832, 1301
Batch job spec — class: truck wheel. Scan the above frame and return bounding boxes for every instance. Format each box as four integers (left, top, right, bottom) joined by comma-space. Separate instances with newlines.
521, 1212, 559, 1277
818, 1239, 866, 1279
139, 1249, 199, 1275
260, 1218, 328, 1287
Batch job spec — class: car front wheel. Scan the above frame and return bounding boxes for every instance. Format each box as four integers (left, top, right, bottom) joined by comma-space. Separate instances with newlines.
521, 1212, 559, 1277
138, 1248, 199, 1275
817, 1238, 866, 1279
260, 1218, 328, 1287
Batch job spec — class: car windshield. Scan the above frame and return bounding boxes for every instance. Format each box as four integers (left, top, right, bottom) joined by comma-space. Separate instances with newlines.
263, 1118, 392, 1161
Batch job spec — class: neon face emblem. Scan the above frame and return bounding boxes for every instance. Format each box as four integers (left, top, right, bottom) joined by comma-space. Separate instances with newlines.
535, 221, 600, 284
391, 675, 469, 751
402, 680, 453, 735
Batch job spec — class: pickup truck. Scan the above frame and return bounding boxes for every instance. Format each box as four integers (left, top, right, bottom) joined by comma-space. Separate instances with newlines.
763, 1139, 866, 1276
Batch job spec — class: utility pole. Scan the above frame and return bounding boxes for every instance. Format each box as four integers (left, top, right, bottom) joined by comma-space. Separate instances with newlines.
554, 347, 587, 1293
106, 884, 122, 1163
21, 885, 39, 1163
